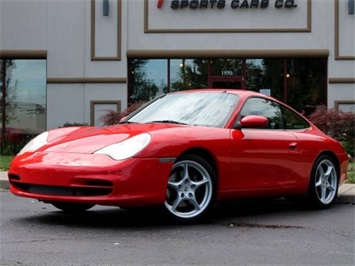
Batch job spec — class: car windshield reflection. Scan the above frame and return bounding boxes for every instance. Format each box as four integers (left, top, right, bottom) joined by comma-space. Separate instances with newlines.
127, 92, 239, 128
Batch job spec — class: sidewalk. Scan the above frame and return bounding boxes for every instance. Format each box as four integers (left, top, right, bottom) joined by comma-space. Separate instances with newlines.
1, 171, 354, 204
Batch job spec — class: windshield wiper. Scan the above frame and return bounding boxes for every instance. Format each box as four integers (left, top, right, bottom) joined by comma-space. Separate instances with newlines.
145, 120, 188, 125
118, 121, 138, 124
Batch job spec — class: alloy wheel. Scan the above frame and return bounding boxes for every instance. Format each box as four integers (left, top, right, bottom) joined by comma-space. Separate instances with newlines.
165, 158, 214, 220
314, 159, 338, 205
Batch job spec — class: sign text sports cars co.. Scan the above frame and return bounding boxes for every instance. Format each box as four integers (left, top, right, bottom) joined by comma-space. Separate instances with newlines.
148, 0, 309, 33
157, 0, 298, 10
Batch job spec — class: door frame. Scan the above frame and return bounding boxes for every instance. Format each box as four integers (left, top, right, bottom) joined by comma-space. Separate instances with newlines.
207, 59, 247, 89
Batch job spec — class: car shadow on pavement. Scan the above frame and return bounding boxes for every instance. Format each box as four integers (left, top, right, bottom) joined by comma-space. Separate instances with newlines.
15, 197, 341, 229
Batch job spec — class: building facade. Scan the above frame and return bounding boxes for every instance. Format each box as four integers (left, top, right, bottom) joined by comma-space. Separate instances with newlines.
0, 0, 354, 141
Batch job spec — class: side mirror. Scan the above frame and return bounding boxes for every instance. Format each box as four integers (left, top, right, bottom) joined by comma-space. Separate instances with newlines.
239, 115, 268, 128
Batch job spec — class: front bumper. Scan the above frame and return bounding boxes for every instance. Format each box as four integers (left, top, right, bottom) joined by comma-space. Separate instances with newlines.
9, 152, 174, 207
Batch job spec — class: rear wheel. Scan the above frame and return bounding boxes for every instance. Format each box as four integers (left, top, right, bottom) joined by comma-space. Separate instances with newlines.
164, 155, 216, 222
51, 202, 95, 212
307, 155, 338, 208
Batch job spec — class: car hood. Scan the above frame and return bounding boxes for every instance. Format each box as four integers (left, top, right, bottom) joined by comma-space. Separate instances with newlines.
44, 123, 186, 154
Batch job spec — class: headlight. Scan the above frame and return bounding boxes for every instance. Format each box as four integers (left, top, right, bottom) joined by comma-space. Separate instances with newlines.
94, 133, 151, 160
18, 131, 49, 155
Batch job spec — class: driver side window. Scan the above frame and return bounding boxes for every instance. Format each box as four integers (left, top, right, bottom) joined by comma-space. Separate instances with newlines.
240, 97, 282, 129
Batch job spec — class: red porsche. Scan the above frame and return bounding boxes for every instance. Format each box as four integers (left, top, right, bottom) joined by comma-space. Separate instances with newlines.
8, 90, 349, 222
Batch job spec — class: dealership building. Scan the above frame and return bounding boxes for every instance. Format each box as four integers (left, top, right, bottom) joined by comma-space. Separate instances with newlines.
0, 0, 354, 137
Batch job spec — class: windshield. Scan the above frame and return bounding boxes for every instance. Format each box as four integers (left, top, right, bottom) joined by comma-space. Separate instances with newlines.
127, 92, 239, 128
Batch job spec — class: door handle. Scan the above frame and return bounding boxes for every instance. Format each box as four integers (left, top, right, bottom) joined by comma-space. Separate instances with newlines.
289, 142, 298, 149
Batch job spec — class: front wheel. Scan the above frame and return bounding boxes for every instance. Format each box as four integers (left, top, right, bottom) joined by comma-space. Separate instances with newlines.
51, 202, 95, 212
307, 155, 338, 208
164, 155, 216, 222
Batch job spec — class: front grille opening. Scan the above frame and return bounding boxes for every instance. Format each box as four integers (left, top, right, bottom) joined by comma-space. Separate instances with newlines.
11, 181, 112, 196
85, 180, 113, 187
8, 174, 20, 181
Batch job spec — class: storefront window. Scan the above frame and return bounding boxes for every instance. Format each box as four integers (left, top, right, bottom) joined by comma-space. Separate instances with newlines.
128, 59, 208, 102
246, 59, 284, 100
128, 57, 327, 114
245, 58, 326, 114
128, 59, 166, 102
285, 58, 327, 115
0, 59, 46, 155
170, 59, 208, 91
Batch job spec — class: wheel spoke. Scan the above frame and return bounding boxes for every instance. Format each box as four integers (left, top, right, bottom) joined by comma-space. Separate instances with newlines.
188, 196, 201, 211
315, 165, 324, 187
315, 177, 322, 187
182, 162, 189, 180
323, 165, 333, 181
167, 181, 177, 191
318, 165, 325, 176
321, 185, 327, 201
191, 177, 209, 190
170, 194, 183, 212
328, 183, 335, 191
168, 179, 183, 192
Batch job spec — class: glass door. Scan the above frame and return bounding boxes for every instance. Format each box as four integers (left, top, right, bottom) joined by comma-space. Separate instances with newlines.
211, 80, 242, 89
208, 59, 246, 89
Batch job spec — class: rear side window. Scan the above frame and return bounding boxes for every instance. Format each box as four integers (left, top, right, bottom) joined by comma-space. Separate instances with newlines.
281, 106, 310, 129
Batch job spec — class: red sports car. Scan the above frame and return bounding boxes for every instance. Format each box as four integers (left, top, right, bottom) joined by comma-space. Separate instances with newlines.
8, 90, 349, 222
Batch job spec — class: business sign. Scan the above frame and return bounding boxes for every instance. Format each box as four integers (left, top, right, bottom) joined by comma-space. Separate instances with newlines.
145, 0, 311, 33
158, 0, 298, 9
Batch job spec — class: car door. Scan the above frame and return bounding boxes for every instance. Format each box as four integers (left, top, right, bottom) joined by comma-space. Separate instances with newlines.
229, 97, 300, 192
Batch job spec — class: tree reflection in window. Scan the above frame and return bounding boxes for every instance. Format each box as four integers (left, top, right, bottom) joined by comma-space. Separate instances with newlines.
0, 59, 46, 155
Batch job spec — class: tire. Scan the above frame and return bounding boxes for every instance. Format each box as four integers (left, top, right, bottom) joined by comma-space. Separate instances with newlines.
164, 154, 216, 222
51, 202, 95, 212
307, 155, 338, 208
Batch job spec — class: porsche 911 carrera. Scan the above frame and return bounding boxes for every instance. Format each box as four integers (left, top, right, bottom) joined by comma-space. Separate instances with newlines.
8, 89, 349, 222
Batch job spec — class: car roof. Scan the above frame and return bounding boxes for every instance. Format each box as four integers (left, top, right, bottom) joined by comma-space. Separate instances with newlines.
172, 88, 269, 99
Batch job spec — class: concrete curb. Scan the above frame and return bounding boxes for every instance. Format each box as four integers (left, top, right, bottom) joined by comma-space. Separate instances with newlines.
1, 171, 354, 203
336, 183, 355, 204
0, 171, 10, 190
